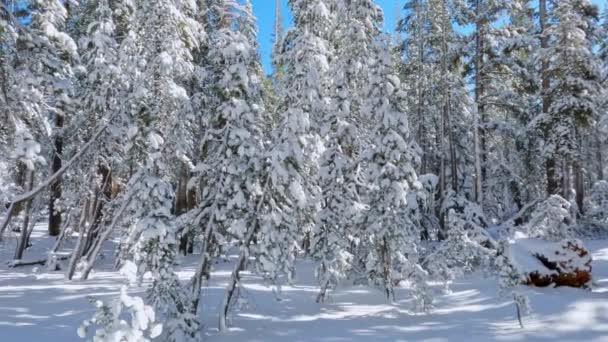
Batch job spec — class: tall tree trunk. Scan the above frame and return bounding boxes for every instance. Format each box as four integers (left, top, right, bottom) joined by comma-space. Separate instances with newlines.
49, 114, 64, 236
473, 0, 486, 204
175, 163, 191, 255
540, 0, 558, 196
562, 159, 570, 199
473, 105, 483, 203
416, 0, 426, 174
596, 129, 604, 180
440, 0, 450, 194
574, 160, 585, 215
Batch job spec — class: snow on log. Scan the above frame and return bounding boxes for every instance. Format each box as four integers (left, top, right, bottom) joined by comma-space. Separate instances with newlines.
510, 238, 592, 288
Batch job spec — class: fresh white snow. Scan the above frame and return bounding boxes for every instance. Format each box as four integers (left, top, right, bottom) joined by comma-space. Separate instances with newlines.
1, 225, 608, 341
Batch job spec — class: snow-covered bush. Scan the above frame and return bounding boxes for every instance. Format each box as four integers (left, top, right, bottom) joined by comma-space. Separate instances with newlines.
495, 240, 530, 328
78, 286, 162, 342
525, 195, 572, 240
584, 180, 608, 229
424, 210, 495, 290
440, 191, 494, 246
412, 174, 440, 241
12, 127, 45, 171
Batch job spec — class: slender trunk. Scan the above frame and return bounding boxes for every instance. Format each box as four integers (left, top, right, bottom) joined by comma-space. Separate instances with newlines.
416, 0, 426, 174
191, 205, 217, 314
219, 177, 270, 331
49, 114, 64, 236
474, 0, 486, 204
596, 130, 604, 180
219, 240, 250, 332
46, 212, 72, 268
574, 160, 584, 215
82, 166, 113, 256
448, 111, 458, 192
440, 0, 450, 194
176, 163, 191, 255
515, 297, 524, 328
540, 0, 558, 196
562, 159, 568, 198
0, 121, 110, 239
67, 200, 90, 280
474, 106, 483, 203
14, 171, 34, 260
381, 236, 393, 301
80, 189, 136, 281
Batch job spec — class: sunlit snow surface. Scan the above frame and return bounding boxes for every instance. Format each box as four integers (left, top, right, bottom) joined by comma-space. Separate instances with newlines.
1, 225, 608, 341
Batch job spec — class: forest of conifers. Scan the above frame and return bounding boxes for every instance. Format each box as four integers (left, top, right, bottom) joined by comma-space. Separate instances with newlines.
0, 0, 607, 341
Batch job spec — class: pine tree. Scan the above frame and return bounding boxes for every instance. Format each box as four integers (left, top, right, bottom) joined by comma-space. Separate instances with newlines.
525, 194, 573, 240
313, 0, 386, 301
453, 0, 511, 206
112, 0, 203, 339
360, 34, 430, 308
188, 0, 268, 323
540, 0, 603, 203
63, 0, 124, 280
24, 0, 79, 237
485, 0, 544, 218
79, 285, 163, 342
399, 0, 475, 237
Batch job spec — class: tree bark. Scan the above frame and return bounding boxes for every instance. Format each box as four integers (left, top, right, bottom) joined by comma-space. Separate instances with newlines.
596, 130, 604, 180
14, 171, 34, 260
49, 114, 64, 236
191, 205, 218, 314
473, 0, 486, 204
540, 0, 559, 196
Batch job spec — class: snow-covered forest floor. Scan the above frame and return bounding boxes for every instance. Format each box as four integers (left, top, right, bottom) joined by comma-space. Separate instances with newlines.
2, 225, 608, 342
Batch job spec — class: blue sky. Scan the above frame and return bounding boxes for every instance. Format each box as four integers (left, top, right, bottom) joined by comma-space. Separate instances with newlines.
251, 0, 399, 74
251, 0, 606, 75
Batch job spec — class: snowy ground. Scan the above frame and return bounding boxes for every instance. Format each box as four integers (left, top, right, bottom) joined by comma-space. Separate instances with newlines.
2, 225, 608, 341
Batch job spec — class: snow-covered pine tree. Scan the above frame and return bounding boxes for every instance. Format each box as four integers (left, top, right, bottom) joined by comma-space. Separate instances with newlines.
123, 166, 200, 341
401, 0, 433, 175
271, 0, 284, 79
16, 0, 79, 237
78, 285, 163, 342
187, 0, 268, 325
277, 0, 349, 301
314, 0, 386, 301
0, 2, 14, 144
360, 33, 430, 308
585, 180, 608, 230
423, 209, 495, 291
399, 0, 476, 238
109, 0, 203, 339
495, 240, 530, 328
272, 0, 333, 257
525, 194, 573, 240
452, 0, 511, 207
484, 0, 545, 220
540, 0, 603, 199
60, 0, 125, 279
